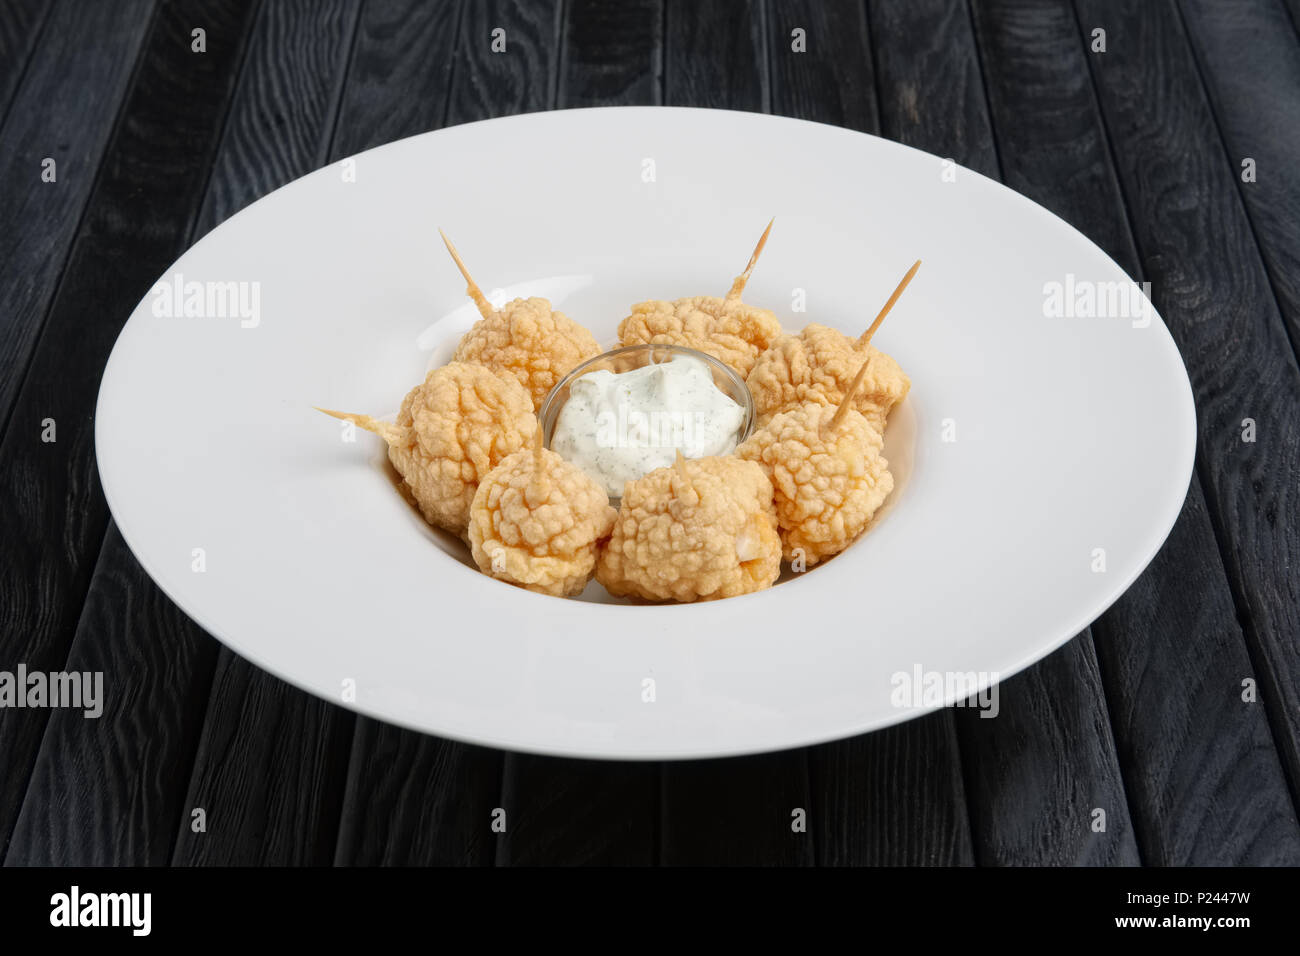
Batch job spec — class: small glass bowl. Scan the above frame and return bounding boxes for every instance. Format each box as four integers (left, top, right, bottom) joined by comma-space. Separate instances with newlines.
539, 344, 756, 493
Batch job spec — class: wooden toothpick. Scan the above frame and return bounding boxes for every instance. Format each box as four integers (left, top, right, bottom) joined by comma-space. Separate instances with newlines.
525, 424, 550, 503
314, 406, 407, 445
858, 259, 921, 347
439, 229, 496, 321
724, 217, 775, 304
827, 355, 873, 432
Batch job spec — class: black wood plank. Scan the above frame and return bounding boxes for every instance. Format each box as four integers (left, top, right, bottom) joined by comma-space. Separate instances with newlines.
957, 639, 1139, 865
171, 651, 354, 865
0, 0, 156, 436
0, 0, 51, 128
496, 758, 658, 865
193, 0, 362, 238
0, 0, 257, 863
811, 715, 972, 865
1094, 487, 1300, 863
4, 529, 220, 866
868, 0, 996, 176
664, 0, 767, 110
165, 0, 366, 866
967, 0, 1127, 260
1180, 0, 1300, 364
558, 0, 662, 108
767, 0, 876, 130
333, 721, 503, 865
974, 0, 1298, 868
330, 0, 462, 148
445, 0, 562, 125
1075, 0, 1300, 812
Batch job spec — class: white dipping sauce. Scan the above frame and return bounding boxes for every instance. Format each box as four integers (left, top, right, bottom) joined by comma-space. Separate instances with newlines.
551, 355, 746, 498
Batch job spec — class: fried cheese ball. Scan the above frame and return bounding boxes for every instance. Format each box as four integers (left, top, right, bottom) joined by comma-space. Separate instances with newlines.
746, 323, 910, 433
596, 456, 781, 602
617, 295, 782, 378
389, 362, 538, 536
453, 295, 601, 412
616, 219, 783, 378
468, 444, 617, 597
320, 362, 537, 537
737, 401, 893, 567
440, 232, 599, 412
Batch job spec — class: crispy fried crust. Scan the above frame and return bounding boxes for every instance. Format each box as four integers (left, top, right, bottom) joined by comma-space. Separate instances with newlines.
596, 456, 781, 602
737, 402, 893, 565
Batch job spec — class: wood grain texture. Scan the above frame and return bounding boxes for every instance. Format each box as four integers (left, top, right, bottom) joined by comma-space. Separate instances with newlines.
5, 527, 221, 865
0, 0, 156, 434
559, 0, 661, 107
331, 0, 462, 149
334, 720, 503, 865
158, 0, 365, 866
1075, 0, 1300, 806
868, 0, 996, 176
0, 0, 51, 129
956, 640, 1139, 865
171, 651, 353, 865
497, 759, 658, 865
664, 0, 767, 110
1092, 487, 1300, 863
0, 0, 255, 863
193, 0, 362, 238
446, 0, 562, 125
968, 0, 1125, 257
767, 0, 876, 130
1180, 0, 1300, 363
975, 0, 1300, 867
812, 715, 974, 865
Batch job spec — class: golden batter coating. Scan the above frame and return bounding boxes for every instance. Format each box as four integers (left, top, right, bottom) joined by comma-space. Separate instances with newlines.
617, 295, 781, 378
468, 443, 617, 597
746, 260, 919, 431
440, 230, 599, 412
596, 455, 781, 602
746, 323, 909, 433
737, 401, 893, 566
453, 295, 600, 412
318, 361, 537, 537
616, 219, 782, 378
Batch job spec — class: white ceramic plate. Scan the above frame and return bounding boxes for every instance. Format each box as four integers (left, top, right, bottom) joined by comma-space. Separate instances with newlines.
96, 107, 1195, 759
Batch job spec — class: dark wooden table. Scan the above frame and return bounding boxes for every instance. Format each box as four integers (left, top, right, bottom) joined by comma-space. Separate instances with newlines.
1, 0, 1298, 867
